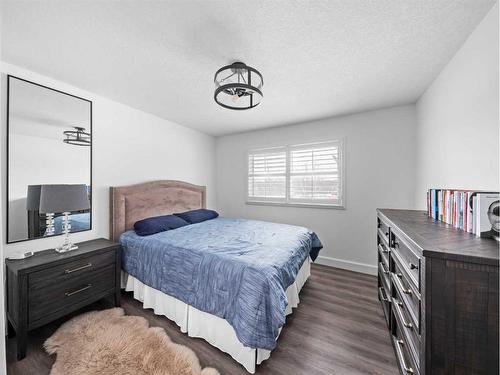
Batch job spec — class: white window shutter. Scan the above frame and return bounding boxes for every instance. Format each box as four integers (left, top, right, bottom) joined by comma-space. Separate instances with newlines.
289, 141, 343, 205
247, 140, 344, 207
248, 148, 287, 201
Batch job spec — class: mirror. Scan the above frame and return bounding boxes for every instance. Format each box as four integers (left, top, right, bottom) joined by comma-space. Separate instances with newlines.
7, 76, 92, 243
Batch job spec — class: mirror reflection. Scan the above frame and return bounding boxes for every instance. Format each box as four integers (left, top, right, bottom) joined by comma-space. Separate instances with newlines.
7, 76, 92, 243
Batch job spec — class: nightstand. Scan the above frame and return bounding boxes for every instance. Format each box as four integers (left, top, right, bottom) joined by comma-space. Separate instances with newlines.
5, 238, 121, 360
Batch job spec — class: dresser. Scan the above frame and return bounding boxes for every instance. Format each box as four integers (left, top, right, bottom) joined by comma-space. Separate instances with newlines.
377, 209, 499, 375
6, 238, 121, 360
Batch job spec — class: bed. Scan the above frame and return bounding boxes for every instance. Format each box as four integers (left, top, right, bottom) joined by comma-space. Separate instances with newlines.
110, 180, 322, 373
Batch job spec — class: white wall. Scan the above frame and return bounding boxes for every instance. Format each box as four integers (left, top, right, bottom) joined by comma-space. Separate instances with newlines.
415, 3, 499, 208
1, 62, 216, 257
0, 6, 6, 373
216, 105, 416, 274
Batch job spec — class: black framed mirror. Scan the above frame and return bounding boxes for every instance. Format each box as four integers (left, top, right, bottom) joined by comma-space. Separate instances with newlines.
7, 75, 92, 243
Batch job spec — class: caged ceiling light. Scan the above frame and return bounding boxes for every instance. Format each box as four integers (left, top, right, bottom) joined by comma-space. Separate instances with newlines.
214, 62, 263, 110
63, 126, 91, 146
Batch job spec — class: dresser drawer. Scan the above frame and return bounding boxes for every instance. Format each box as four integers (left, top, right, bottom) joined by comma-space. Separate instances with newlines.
29, 264, 115, 325
378, 261, 390, 292
28, 250, 116, 290
378, 242, 390, 269
393, 290, 420, 370
392, 259, 420, 332
391, 233, 421, 290
378, 218, 391, 247
393, 323, 419, 375
378, 286, 391, 328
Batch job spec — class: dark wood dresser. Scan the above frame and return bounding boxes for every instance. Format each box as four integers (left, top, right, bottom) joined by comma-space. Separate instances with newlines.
6, 238, 121, 360
377, 209, 499, 375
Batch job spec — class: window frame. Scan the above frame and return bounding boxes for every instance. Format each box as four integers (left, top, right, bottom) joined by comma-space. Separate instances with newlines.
246, 139, 345, 209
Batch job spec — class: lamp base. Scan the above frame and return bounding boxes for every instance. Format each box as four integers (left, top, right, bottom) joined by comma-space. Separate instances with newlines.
55, 244, 79, 253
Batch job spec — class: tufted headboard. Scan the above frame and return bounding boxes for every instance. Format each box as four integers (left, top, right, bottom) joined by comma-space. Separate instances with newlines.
109, 180, 206, 241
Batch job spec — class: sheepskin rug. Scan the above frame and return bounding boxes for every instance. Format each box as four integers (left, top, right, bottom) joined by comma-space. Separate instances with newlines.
44, 308, 220, 375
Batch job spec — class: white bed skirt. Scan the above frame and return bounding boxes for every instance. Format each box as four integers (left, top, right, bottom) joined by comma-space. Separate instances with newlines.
121, 257, 311, 373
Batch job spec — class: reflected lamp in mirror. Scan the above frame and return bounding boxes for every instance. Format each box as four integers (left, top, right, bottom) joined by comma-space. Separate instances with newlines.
63, 126, 91, 146
38, 184, 91, 253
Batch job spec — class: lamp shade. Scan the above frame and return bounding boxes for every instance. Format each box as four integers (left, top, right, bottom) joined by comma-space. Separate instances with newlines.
39, 184, 90, 214
26, 185, 42, 210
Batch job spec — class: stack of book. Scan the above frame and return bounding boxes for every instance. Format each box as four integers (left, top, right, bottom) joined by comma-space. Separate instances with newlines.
427, 189, 499, 239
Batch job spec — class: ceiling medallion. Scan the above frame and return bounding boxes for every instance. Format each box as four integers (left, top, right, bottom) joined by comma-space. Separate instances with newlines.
63, 126, 91, 146
214, 62, 263, 110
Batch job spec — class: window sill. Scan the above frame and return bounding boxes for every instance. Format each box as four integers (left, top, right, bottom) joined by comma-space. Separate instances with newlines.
246, 200, 345, 210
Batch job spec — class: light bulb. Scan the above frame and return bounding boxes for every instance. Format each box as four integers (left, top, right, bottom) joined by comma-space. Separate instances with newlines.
232, 94, 240, 103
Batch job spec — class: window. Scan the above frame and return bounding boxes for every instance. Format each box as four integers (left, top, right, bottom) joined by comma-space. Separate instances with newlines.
247, 140, 344, 208
247, 147, 287, 202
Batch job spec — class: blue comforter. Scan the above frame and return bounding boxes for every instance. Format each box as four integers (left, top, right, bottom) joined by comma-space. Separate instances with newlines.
120, 217, 322, 350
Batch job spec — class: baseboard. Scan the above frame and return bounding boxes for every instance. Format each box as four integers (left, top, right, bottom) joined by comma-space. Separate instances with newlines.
315, 255, 377, 276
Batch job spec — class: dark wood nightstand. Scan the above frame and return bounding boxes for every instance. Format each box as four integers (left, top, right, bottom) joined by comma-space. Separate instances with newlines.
5, 238, 121, 360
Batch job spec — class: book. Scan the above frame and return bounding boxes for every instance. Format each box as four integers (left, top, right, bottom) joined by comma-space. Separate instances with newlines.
476, 193, 500, 240
426, 189, 500, 237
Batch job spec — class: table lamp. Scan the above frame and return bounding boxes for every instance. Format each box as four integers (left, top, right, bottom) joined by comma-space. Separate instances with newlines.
39, 184, 90, 253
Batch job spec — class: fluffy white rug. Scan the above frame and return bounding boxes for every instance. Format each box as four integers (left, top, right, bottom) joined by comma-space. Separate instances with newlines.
44, 308, 220, 375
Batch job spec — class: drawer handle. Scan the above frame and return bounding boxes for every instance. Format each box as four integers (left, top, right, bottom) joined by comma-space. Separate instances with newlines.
379, 262, 389, 275
409, 262, 418, 270
403, 288, 412, 295
396, 339, 414, 374
394, 273, 413, 295
378, 244, 389, 254
403, 321, 413, 330
65, 284, 92, 297
392, 297, 414, 331
378, 287, 389, 302
65, 263, 92, 274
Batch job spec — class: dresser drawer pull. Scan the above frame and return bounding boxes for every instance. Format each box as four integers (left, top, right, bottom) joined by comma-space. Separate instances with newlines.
378, 244, 389, 254
393, 297, 414, 331
379, 262, 390, 275
65, 284, 92, 297
65, 263, 92, 274
396, 339, 414, 374
378, 287, 389, 302
409, 262, 418, 270
394, 273, 413, 295
403, 321, 413, 329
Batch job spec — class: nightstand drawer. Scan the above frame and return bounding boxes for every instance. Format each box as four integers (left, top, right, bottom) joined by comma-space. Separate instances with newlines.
29, 264, 115, 325
28, 250, 115, 290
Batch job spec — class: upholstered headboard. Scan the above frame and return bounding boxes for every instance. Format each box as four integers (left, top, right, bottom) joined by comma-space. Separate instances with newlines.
109, 180, 206, 241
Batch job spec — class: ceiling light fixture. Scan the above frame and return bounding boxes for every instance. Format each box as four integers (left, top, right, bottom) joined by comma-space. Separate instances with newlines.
214, 62, 263, 110
63, 126, 91, 146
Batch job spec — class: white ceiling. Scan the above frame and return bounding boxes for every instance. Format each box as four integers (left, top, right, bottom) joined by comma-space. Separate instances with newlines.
1, 1, 495, 136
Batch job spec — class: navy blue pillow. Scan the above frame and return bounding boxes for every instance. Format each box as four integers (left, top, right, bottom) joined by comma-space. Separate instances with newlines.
134, 214, 189, 236
174, 209, 219, 224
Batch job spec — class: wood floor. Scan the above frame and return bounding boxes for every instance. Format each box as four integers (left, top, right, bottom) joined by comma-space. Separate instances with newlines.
6, 264, 398, 375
